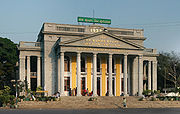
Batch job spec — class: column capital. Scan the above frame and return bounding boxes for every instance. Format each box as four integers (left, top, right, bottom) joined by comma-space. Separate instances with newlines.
93, 53, 97, 57
138, 54, 143, 59
109, 53, 113, 58
37, 56, 41, 59
77, 51, 81, 54
19, 56, 25, 59
60, 51, 64, 56
124, 53, 128, 56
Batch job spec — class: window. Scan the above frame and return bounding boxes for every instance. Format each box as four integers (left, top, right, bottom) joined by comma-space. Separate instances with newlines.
112, 58, 115, 73
122, 59, 124, 73
97, 57, 100, 72
81, 57, 85, 72
64, 56, 70, 72
64, 77, 70, 91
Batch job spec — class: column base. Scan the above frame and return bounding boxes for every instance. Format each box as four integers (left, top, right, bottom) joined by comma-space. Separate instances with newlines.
124, 94, 129, 97
60, 92, 66, 96
76, 93, 82, 96
109, 93, 113, 96
93, 93, 98, 97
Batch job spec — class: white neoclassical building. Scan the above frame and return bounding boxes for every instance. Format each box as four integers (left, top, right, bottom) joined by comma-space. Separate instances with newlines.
18, 23, 158, 96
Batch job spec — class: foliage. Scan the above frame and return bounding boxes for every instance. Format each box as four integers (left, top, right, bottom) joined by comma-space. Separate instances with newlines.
0, 86, 15, 107
150, 97, 156, 101
36, 86, 43, 91
18, 95, 25, 99
157, 51, 180, 90
26, 88, 32, 98
0, 37, 18, 91
88, 97, 97, 101
0, 95, 15, 106
0, 86, 11, 95
142, 90, 152, 96
138, 97, 144, 101
154, 90, 160, 94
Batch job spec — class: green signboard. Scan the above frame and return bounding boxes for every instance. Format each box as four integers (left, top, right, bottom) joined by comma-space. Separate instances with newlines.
78, 17, 111, 24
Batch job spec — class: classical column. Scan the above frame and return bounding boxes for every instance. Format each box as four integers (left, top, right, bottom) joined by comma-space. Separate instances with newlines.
123, 54, 128, 96
27, 56, 31, 89
19, 56, 25, 96
37, 56, 41, 87
128, 61, 131, 94
138, 55, 143, 96
60, 52, 65, 96
93, 53, 97, 96
119, 57, 122, 95
108, 54, 113, 96
58, 54, 61, 92
143, 63, 147, 90
152, 61, 157, 91
132, 56, 138, 95
19, 56, 25, 81
77, 52, 81, 96
148, 61, 151, 90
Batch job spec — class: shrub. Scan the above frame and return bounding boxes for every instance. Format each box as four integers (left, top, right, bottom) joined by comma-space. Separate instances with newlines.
157, 96, 166, 101
0, 95, 15, 107
88, 97, 97, 101
154, 90, 160, 94
36, 86, 43, 91
150, 97, 156, 101
138, 97, 144, 101
142, 90, 152, 97
52, 97, 56, 101
10, 99, 15, 105
19, 95, 25, 99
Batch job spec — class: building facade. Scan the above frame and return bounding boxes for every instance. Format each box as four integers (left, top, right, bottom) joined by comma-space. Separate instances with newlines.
18, 23, 158, 96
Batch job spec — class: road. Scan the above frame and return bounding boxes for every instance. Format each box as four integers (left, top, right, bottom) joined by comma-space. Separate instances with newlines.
0, 108, 180, 114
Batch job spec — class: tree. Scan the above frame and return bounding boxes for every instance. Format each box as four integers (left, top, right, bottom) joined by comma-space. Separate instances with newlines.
0, 37, 18, 90
157, 51, 180, 90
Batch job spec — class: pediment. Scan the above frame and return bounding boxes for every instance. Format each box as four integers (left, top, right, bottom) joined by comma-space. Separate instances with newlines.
60, 31, 144, 50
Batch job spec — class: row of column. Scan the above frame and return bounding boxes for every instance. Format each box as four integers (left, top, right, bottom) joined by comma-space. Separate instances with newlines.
19, 56, 41, 89
58, 52, 157, 96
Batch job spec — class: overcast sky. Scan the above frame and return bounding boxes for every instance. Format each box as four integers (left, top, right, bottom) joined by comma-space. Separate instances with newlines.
0, 0, 180, 53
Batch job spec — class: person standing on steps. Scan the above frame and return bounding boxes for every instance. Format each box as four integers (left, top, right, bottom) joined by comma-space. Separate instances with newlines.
123, 97, 127, 108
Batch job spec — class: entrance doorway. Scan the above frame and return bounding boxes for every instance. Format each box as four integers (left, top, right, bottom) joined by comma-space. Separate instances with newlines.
106, 77, 115, 96
112, 77, 115, 95
81, 77, 85, 95
107, 77, 109, 96
64, 77, 70, 96
31, 78, 37, 91
97, 77, 100, 96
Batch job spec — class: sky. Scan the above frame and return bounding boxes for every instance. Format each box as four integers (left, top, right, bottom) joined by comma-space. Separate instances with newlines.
0, 0, 180, 53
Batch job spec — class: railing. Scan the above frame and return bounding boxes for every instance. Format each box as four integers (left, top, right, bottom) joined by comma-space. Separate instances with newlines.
144, 48, 153, 53
30, 72, 37, 77
144, 48, 157, 54
20, 42, 41, 47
